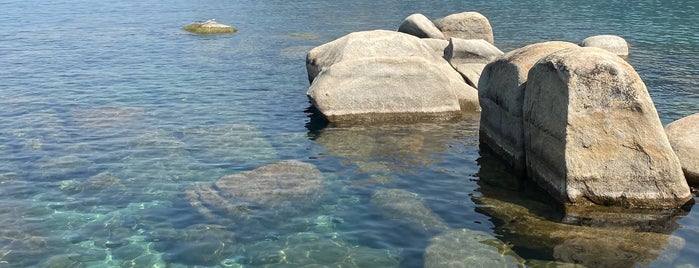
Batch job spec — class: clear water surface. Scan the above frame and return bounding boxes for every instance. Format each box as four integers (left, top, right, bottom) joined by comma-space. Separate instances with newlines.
1, 0, 698, 267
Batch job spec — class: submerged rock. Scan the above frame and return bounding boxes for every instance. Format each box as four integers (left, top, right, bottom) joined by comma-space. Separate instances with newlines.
371, 188, 449, 232
580, 35, 629, 57
72, 106, 144, 129
158, 224, 236, 266
478, 41, 579, 174
235, 232, 401, 267
424, 228, 525, 268
433, 11, 495, 44
181, 124, 278, 168
523, 47, 692, 209
185, 160, 325, 220
398, 13, 445, 39
183, 20, 237, 34
665, 113, 699, 185
476, 195, 686, 268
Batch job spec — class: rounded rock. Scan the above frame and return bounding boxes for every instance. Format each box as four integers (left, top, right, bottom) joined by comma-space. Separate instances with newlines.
580, 35, 629, 57
665, 113, 699, 185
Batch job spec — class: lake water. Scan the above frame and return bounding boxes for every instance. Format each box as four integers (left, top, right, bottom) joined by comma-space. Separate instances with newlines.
1, 0, 698, 267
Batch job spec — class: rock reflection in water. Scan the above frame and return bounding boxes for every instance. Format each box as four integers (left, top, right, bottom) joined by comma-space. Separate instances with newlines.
474, 146, 687, 267
309, 118, 479, 176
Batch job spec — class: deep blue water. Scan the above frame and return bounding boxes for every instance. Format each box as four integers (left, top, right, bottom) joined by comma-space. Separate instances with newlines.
1, 0, 698, 267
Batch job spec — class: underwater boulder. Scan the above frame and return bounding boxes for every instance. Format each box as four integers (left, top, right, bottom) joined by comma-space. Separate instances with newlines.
398, 13, 445, 39
424, 228, 525, 268
523, 47, 692, 209
371, 188, 450, 232
185, 160, 324, 220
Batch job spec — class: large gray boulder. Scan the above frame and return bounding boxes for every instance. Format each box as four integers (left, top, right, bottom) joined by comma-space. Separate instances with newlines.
305, 30, 480, 120
478, 41, 579, 174
307, 57, 477, 122
398, 13, 446, 39
580, 35, 629, 57
523, 47, 692, 209
444, 38, 504, 88
433, 12, 494, 44
305, 30, 442, 83
665, 113, 699, 185
424, 228, 524, 268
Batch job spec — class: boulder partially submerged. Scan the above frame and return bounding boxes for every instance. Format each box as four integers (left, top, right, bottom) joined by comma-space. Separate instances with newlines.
478, 41, 579, 174
424, 228, 525, 268
665, 113, 699, 185
523, 47, 692, 209
306, 30, 479, 123
371, 188, 450, 232
183, 20, 237, 34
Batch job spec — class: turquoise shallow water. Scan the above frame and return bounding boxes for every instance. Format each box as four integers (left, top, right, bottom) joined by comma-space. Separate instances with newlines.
1, 0, 698, 267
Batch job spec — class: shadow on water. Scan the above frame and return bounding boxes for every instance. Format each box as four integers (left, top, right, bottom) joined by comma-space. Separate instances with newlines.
474, 143, 689, 267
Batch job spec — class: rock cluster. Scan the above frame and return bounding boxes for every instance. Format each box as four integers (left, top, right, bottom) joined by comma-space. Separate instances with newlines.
305, 9, 694, 214
306, 11, 499, 123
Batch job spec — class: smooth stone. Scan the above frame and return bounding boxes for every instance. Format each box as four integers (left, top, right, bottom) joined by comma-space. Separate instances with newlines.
433, 11, 495, 44
444, 37, 504, 88
580, 34, 629, 57
398, 13, 446, 39
524, 47, 692, 209
307, 57, 472, 122
665, 113, 699, 185
478, 41, 579, 174
420, 38, 450, 58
